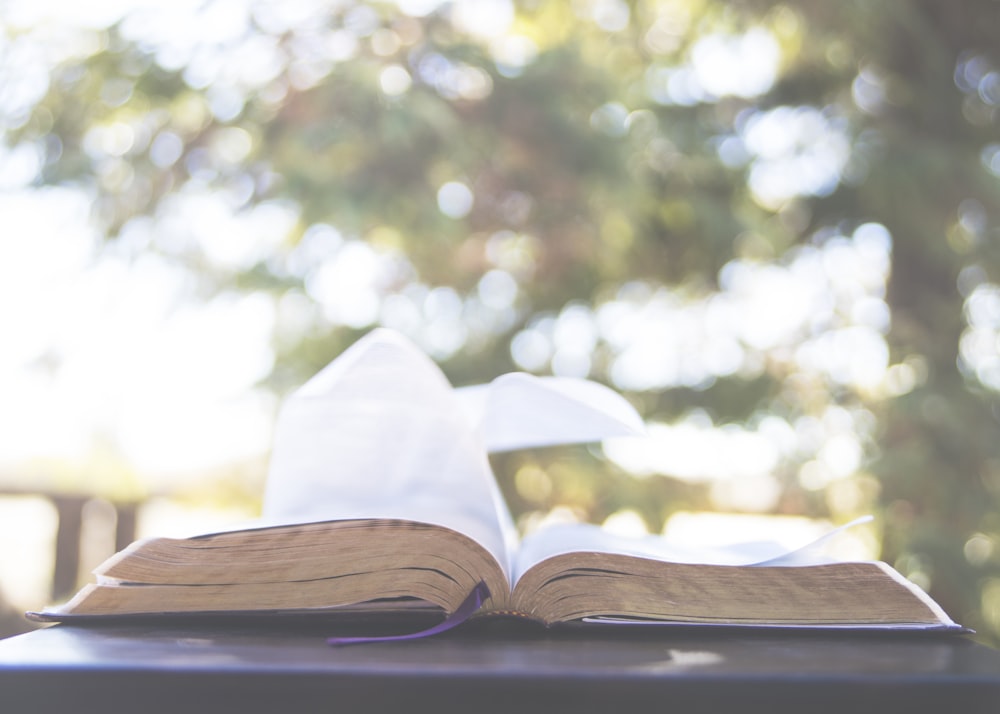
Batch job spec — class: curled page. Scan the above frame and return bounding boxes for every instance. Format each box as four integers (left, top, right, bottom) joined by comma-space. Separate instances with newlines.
515, 517, 874, 582
260, 328, 647, 581
262, 329, 513, 571
752, 515, 874, 566
455, 373, 646, 453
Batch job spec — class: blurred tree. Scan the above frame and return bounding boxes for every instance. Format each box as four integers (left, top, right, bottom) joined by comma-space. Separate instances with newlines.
3, 0, 1000, 641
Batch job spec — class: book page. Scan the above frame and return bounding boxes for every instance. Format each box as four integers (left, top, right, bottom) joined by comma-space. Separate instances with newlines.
259, 328, 649, 585
454, 373, 645, 452
513, 518, 873, 583
261, 329, 515, 575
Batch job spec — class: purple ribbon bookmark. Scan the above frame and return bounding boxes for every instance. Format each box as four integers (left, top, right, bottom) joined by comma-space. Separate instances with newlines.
327, 581, 490, 646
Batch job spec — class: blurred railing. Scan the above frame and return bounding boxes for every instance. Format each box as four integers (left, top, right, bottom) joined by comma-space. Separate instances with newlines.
0, 490, 138, 602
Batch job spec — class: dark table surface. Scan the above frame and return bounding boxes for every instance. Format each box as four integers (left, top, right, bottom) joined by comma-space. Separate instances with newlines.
1, 619, 998, 714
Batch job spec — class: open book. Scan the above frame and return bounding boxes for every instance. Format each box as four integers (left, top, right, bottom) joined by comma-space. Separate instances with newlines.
37, 329, 959, 632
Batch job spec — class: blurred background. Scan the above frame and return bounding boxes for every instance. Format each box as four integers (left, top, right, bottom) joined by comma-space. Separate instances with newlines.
1, 0, 999, 644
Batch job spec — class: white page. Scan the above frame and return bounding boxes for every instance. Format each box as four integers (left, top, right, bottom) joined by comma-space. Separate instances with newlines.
261, 329, 515, 574
513, 517, 874, 583
260, 328, 648, 583
455, 373, 645, 452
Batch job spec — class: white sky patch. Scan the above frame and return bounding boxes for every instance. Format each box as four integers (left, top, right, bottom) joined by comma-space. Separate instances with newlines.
2, 0, 192, 30
598, 292, 745, 390
437, 180, 474, 218
395, 0, 446, 18
0, 185, 278, 486
691, 28, 780, 99
451, 0, 514, 39
741, 106, 852, 209
379, 64, 413, 96
796, 326, 890, 390
477, 269, 519, 310
490, 34, 539, 77
602, 509, 649, 537
109, 292, 277, 477
588, 0, 630, 33
961, 282, 1000, 390
194, 197, 297, 270
0, 188, 97, 372
305, 239, 412, 329
721, 263, 821, 351
645, 27, 780, 106
604, 417, 782, 485
0, 143, 43, 189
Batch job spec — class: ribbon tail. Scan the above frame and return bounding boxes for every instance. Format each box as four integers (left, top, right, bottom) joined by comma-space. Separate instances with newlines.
327, 581, 490, 646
